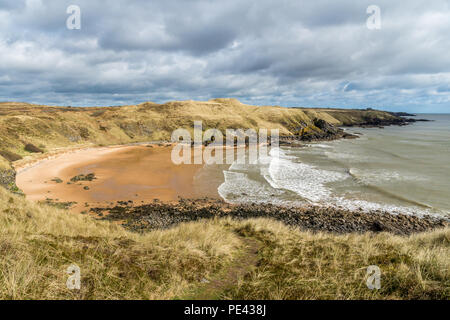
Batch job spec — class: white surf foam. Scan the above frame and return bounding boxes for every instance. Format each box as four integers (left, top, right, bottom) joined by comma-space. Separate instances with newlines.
217, 147, 446, 218
332, 196, 440, 218
217, 170, 287, 204
267, 156, 346, 203
305, 143, 333, 149
349, 168, 429, 184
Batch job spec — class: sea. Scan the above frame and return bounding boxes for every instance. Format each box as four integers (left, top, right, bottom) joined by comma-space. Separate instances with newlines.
216, 114, 450, 218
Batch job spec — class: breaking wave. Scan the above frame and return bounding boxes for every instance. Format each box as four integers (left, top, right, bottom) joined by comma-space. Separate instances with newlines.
217, 145, 445, 218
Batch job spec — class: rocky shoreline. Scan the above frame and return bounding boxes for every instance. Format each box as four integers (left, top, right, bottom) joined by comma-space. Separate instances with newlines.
278, 116, 432, 145
280, 118, 359, 144
343, 115, 431, 128
91, 198, 448, 235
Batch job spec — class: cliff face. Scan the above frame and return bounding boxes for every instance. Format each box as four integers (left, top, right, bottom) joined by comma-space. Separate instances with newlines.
0, 99, 413, 189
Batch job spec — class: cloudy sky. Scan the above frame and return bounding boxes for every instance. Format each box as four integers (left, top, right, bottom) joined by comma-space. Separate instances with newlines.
0, 0, 449, 112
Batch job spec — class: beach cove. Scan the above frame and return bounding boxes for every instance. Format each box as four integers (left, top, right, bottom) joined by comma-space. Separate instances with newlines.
15, 144, 225, 213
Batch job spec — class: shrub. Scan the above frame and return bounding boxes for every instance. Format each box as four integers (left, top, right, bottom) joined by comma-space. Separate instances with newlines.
0, 150, 23, 162
90, 110, 106, 117
24, 143, 44, 153
79, 127, 90, 139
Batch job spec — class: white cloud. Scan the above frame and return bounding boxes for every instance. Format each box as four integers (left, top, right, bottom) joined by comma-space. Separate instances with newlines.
0, 0, 448, 112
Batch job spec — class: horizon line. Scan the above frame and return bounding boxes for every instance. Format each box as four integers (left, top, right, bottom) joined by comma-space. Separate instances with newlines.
0, 99, 448, 114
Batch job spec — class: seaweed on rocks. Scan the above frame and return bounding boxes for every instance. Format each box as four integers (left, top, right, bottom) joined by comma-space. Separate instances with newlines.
91, 198, 448, 235
70, 173, 96, 182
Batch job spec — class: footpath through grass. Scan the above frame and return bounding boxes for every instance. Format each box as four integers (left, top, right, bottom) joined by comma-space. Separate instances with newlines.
0, 188, 448, 300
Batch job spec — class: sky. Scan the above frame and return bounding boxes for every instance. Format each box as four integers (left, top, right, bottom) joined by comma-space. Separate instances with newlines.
0, 0, 449, 112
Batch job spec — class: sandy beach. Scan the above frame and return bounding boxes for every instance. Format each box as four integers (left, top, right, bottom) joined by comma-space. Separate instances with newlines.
16, 144, 223, 213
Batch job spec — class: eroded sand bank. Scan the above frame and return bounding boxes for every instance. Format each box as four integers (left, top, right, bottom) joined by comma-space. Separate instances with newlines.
16, 145, 224, 213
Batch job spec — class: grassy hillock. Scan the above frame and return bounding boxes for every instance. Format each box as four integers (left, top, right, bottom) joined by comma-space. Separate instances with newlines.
0, 187, 448, 299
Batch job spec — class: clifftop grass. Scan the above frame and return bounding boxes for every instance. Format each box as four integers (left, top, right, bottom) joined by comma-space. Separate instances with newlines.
0, 187, 448, 299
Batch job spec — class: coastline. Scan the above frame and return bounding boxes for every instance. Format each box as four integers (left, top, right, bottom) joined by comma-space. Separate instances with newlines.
10, 110, 448, 236
14, 135, 449, 235
2, 103, 449, 299
92, 198, 448, 235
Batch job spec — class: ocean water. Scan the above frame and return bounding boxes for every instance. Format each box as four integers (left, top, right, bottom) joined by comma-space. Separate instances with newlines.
218, 114, 450, 218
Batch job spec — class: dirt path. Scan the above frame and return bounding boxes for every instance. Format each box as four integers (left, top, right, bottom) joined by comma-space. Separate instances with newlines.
190, 237, 261, 300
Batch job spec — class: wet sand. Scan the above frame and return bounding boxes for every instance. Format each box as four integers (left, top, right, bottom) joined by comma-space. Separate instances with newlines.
16, 145, 224, 213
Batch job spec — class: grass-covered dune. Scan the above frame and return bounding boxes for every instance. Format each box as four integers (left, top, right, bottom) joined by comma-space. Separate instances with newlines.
0, 187, 448, 299
0, 99, 403, 192
0, 99, 399, 167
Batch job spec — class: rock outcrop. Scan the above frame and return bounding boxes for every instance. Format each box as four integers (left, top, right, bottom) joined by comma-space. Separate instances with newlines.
91, 198, 448, 235
0, 167, 22, 195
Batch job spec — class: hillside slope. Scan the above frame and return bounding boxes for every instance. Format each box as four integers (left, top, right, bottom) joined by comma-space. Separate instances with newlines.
0, 99, 404, 186
0, 187, 448, 299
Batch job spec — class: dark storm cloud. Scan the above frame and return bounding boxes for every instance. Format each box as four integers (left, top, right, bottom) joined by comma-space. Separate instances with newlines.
0, 0, 449, 112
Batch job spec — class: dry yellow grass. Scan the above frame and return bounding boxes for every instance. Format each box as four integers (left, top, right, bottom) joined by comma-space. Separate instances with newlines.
223, 219, 449, 300
0, 156, 9, 170
0, 187, 241, 299
0, 187, 448, 300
